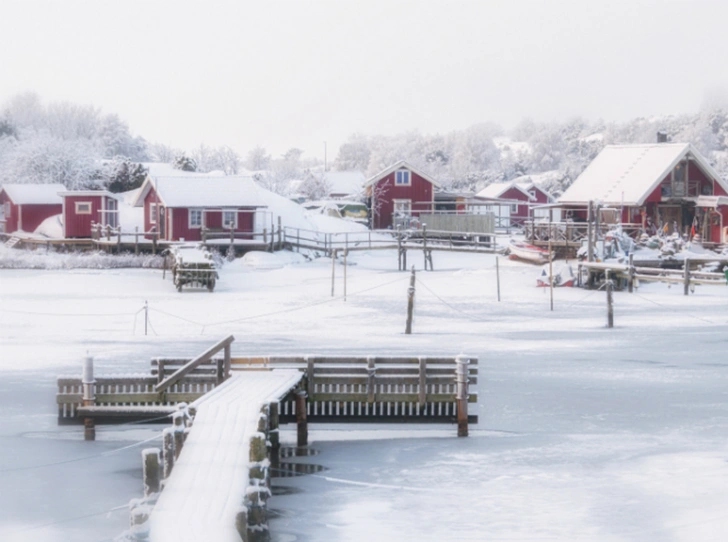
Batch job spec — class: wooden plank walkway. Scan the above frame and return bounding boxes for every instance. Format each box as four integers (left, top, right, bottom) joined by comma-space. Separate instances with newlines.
149, 370, 303, 542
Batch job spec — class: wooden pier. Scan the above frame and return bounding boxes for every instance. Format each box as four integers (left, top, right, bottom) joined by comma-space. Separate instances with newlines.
57, 337, 478, 540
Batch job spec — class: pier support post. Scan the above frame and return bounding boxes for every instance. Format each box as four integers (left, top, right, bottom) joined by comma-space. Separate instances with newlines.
405, 266, 416, 334
606, 270, 614, 328
683, 259, 691, 296
628, 253, 635, 293
172, 412, 185, 460
295, 390, 308, 447
142, 448, 162, 497
82, 354, 96, 441
268, 402, 280, 453
455, 355, 470, 437
162, 427, 175, 478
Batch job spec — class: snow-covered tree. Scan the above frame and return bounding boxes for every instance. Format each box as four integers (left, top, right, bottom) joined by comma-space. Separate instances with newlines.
173, 154, 197, 172
335, 133, 371, 171
103, 157, 148, 193
298, 172, 331, 200
246, 146, 271, 171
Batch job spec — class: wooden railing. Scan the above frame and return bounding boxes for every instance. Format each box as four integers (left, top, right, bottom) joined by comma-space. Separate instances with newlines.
524, 221, 644, 244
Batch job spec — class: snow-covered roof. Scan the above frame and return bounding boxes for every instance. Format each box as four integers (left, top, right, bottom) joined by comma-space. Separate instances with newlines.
324, 170, 365, 196
558, 143, 728, 206
365, 160, 441, 188
476, 181, 532, 200
133, 175, 267, 208
0, 183, 65, 205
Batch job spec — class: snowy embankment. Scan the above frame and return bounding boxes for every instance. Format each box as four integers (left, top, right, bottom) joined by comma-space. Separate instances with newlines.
0, 244, 164, 269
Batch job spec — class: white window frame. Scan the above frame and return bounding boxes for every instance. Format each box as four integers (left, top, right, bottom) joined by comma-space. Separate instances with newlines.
223, 210, 238, 229
393, 199, 412, 216
189, 208, 203, 229
75, 201, 92, 215
395, 170, 411, 186
3, 201, 10, 218
510, 203, 519, 213
149, 203, 157, 224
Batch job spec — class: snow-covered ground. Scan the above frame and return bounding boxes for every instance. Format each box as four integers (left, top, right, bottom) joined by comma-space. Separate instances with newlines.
1, 248, 727, 541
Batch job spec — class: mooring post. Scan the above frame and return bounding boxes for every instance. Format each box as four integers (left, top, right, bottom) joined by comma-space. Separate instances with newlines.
405, 266, 416, 334
135, 226, 139, 255
455, 355, 470, 437
397, 227, 402, 271
172, 412, 186, 460
628, 253, 635, 293
548, 233, 554, 312
496, 255, 501, 302
606, 270, 614, 328
142, 448, 162, 497
82, 354, 96, 441
295, 390, 308, 447
343, 248, 348, 302
683, 259, 691, 296
587, 200, 594, 263
422, 225, 428, 270
268, 402, 280, 454
162, 427, 175, 478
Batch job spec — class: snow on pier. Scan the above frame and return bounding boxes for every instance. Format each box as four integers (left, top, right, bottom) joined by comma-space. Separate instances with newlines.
148, 369, 303, 542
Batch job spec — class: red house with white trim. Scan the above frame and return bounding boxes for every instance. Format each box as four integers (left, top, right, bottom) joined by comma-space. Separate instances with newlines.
132, 174, 267, 242
0, 183, 64, 234
558, 142, 728, 244
365, 161, 440, 229
60, 190, 119, 238
476, 179, 554, 226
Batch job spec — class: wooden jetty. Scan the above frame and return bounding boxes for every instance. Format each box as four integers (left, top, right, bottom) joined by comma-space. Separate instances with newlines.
57, 337, 478, 540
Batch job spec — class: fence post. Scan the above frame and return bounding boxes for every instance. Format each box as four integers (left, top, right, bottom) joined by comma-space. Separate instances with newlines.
297, 228, 300, 253
455, 355, 470, 437
82, 354, 96, 441
628, 253, 635, 293
277, 216, 282, 250
343, 248, 348, 302
331, 249, 337, 297
587, 201, 594, 263
405, 266, 416, 334
422, 225, 428, 270
135, 226, 139, 255
683, 259, 690, 296
295, 390, 308, 446
496, 256, 501, 302
548, 234, 554, 311
144, 300, 149, 336
606, 270, 614, 328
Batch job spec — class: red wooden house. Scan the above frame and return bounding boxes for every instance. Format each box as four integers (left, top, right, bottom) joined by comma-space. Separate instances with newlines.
476, 180, 548, 226
132, 174, 267, 242
558, 142, 728, 244
0, 183, 64, 234
365, 161, 440, 229
60, 190, 119, 238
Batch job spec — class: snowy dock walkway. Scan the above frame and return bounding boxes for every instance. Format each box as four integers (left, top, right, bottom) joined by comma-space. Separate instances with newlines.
149, 369, 303, 542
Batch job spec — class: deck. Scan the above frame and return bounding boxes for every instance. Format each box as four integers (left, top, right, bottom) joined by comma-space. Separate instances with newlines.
149, 370, 303, 542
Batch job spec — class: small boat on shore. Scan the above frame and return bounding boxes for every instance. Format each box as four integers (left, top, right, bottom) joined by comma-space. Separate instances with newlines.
508, 240, 552, 264
537, 263, 576, 287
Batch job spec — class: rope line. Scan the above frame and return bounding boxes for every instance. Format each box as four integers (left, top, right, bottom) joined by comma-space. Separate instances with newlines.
0, 434, 161, 473
416, 277, 488, 322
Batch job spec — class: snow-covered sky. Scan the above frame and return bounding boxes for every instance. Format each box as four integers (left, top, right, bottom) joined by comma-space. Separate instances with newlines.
2, 0, 727, 159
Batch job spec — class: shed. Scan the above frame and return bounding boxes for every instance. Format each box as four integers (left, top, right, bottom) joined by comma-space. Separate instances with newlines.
60, 190, 119, 238
0, 183, 64, 234
132, 175, 268, 242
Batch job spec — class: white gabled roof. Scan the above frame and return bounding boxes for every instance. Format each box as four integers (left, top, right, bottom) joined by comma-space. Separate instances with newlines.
476, 181, 532, 200
558, 143, 728, 206
0, 183, 65, 205
133, 175, 267, 208
324, 170, 365, 196
365, 160, 442, 188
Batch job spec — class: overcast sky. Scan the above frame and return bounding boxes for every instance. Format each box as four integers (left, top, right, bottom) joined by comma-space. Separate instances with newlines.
2, 0, 727, 160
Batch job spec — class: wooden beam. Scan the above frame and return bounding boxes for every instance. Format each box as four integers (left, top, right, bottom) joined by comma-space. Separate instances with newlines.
155, 335, 235, 393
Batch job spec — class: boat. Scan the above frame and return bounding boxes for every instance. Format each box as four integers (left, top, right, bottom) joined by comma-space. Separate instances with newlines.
507, 239, 552, 264
537, 263, 575, 287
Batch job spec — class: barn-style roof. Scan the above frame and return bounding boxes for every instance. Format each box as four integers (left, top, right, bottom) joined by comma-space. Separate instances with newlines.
476, 181, 533, 200
364, 160, 442, 188
133, 175, 267, 208
558, 143, 728, 206
0, 183, 65, 204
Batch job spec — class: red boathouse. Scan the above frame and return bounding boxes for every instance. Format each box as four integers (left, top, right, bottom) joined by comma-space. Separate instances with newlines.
0, 183, 64, 234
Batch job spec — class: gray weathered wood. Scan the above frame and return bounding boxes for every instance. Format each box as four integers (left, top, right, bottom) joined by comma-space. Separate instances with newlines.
155, 335, 235, 392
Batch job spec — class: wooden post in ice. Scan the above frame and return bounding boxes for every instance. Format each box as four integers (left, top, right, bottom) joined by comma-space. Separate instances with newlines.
683, 259, 691, 296
295, 390, 308, 447
162, 428, 175, 478
172, 411, 186, 460
405, 266, 416, 335
496, 256, 501, 302
627, 253, 635, 293
331, 249, 337, 297
343, 247, 348, 302
606, 270, 614, 328
134, 226, 139, 255
82, 354, 96, 441
142, 448, 161, 496
455, 355, 470, 437
268, 402, 280, 454
548, 220, 554, 312
144, 300, 149, 336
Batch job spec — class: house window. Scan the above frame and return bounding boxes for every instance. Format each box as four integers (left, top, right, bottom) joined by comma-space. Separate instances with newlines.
150, 203, 157, 224
393, 199, 412, 216
189, 208, 203, 228
3, 202, 10, 218
510, 204, 519, 213
223, 210, 237, 229
75, 202, 92, 215
395, 170, 411, 186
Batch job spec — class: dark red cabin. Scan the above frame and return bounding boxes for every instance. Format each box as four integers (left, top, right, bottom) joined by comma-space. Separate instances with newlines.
60, 191, 119, 238
0, 183, 64, 234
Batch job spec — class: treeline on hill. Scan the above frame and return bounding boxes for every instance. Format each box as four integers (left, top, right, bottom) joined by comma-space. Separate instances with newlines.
1, 92, 727, 198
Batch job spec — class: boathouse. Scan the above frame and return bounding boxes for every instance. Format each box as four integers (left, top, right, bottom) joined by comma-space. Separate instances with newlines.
0, 183, 64, 234
132, 174, 268, 242
476, 178, 557, 226
60, 190, 120, 238
557, 142, 728, 244
365, 160, 440, 229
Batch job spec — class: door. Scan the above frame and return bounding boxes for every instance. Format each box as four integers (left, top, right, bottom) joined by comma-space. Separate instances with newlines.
159, 206, 166, 240
659, 206, 681, 234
